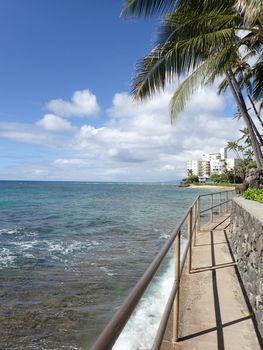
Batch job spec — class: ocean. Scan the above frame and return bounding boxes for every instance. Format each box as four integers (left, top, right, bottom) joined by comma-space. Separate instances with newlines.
0, 181, 214, 350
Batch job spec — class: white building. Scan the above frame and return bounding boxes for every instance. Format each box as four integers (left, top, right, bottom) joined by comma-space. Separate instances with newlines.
187, 159, 210, 178
187, 148, 240, 180
226, 158, 240, 170
202, 152, 221, 161
220, 147, 227, 160
210, 159, 226, 175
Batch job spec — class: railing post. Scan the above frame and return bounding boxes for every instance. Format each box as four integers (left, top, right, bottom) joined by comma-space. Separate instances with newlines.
188, 208, 193, 274
210, 193, 213, 222
197, 196, 200, 232
194, 200, 197, 246
173, 230, 181, 343
219, 192, 222, 216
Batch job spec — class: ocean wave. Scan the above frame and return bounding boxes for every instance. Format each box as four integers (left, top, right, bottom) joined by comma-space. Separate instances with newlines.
0, 228, 19, 235
0, 248, 16, 269
12, 239, 38, 250
46, 240, 92, 255
159, 232, 170, 240
113, 258, 174, 350
0, 227, 37, 237
100, 266, 117, 277
0, 232, 101, 269
113, 238, 188, 350
23, 253, 35, 259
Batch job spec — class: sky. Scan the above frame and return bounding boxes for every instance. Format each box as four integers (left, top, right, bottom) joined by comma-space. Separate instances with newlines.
0, 0, 242, 182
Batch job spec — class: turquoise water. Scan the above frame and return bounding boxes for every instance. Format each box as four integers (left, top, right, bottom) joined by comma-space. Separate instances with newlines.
0, 181, 213, 349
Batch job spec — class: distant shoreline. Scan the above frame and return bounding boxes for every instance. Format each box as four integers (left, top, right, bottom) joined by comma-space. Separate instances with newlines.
189, 184, 235, 190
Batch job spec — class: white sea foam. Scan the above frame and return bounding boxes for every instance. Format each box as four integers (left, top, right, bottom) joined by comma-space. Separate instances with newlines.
46, 239, 92, 256
47, 242, 64, 252
13, 240, 38, 250
159, 233, 170, 240
63, 241, 83, 254
23, 253, 35, 259
0, 248, 16, 268
0, 228, 18, 235
113, 238, 187, 350
0, 228, 37, 237
100, 266, 117, 277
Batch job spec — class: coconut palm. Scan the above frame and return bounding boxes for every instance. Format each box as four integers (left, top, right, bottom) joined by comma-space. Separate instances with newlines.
122, 0, 263, 167
218, 60, 263, 130
122, 0, 176, 17
235, 0, 263, 24
218, 63, 263, 148
236, 0, 263, 106
227, 141, 242, 159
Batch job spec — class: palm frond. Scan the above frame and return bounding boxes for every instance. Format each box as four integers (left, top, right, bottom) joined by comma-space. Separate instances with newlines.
158, 14, 236, 50
170, 48, 235, 121
159, 8, 237, 45
233, 108, 243, 119
235, 0, 263, 25
121, 0, 235, 17
252, 61, 263, 100
121, 0, 178, 17
218, 78, 229, 94
170, 65, 207, 122
133, 25, 237, 100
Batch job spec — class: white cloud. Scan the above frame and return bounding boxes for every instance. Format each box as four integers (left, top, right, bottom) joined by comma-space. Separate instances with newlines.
36, 114, 75, 132
52, 158, 91, 167
0, 86, 244, 181
0, 122, 60, 145
63, 86, 242, 181
46, 89, 100, 118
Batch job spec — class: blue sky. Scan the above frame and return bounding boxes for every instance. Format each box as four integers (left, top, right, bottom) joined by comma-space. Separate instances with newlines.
0, 1, 156, 120
0, 1, 241, 181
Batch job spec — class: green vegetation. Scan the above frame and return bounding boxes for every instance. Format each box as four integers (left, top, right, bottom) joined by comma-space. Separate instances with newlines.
186, 175, 199, 183
122, 0, 263, 168
210, 171, 243, 184
227, 129, 258, 182
243, 189, 263, 203
192, 182, 235, 187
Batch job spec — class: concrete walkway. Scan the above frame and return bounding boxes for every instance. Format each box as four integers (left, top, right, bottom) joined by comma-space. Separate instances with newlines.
161, 214, 262, 350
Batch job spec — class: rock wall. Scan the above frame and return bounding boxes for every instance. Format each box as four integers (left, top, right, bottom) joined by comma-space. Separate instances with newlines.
244, 168, 263, 190
229, 197, 263, 338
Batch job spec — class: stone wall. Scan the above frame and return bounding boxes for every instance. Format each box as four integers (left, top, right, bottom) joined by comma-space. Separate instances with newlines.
244, 168, 263, 190
229, 197, 263, 338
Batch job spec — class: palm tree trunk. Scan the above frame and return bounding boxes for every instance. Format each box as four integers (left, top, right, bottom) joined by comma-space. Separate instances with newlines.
249, 110, 263, 147
247, 91, 263, 129
239, 70, 263, 129
226, 69, 263, 168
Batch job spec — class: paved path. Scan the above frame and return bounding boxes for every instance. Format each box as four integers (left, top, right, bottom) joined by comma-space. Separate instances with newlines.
161, 214, 262, 350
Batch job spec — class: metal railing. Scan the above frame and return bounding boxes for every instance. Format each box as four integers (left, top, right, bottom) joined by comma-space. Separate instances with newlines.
91, 189, 236, 350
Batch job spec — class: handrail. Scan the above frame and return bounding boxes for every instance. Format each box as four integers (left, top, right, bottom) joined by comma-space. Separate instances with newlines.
198, 189, 232, 197
200, 200, 229, 214
91, 189, 235, 350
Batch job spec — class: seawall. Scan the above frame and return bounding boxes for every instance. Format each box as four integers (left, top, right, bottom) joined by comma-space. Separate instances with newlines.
228, 197, 263, 338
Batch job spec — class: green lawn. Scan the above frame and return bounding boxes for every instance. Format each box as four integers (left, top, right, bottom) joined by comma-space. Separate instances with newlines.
192, 182, 235, 187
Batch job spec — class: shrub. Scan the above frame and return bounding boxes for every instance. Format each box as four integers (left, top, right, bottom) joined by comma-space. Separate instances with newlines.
186, 175, 199, 183
243, 189, 263, 204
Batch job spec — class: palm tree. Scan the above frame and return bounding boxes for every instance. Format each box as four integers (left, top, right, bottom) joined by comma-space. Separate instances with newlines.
122, 0, 263, 167
235, 1, 263, 104
239, 127, 252, 147
218, 60, 263, 130
235, 0, 263, 24
227, 141, 242, 159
